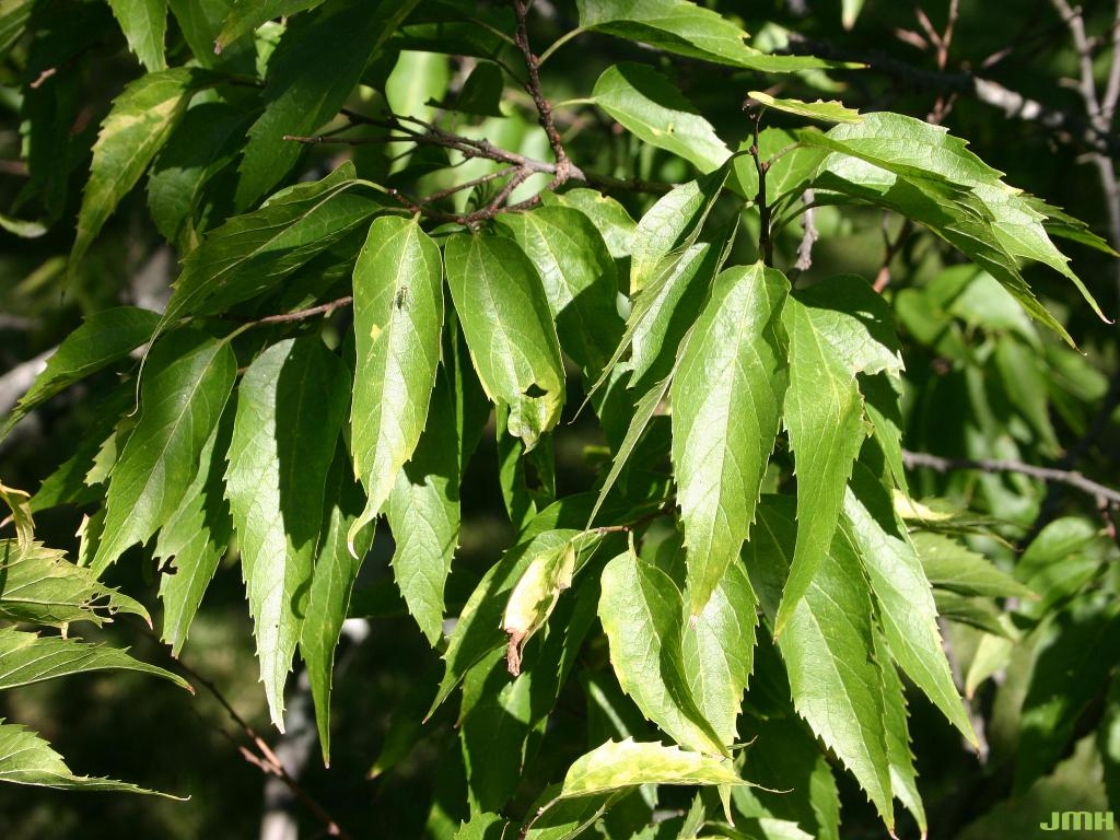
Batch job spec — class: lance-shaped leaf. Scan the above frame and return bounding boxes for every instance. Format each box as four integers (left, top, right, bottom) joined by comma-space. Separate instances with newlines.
681, 554, 757, 746
92, 329, 237, 574
444, 233, 564, 451
912, 531, 1034, 599
72, 68, 211, 271
156, 414, 233, 656
2, 307, 159, 440
599, 547, 726, 756
876, 630, 927, 835
225, 338, 349, 729
214, 0, 325, 52
300, 454, 373, 765
0, 722, 181, 796
349, 216, 444, 547
497, 206, 623, 378
775, 279, 891, 634
749, 500, 894, 827
591, 63, 730, 174
575, 0, 836, 71
842, 466, 977, 744
672, 263, 788, 616
429, 529, 592, 715
234, 0, 419, 207
747, 91, 861, 124
0, 541, 148, 628
0, 628, 189, 691
160, 163, 384, 329
106, 0, 167, 71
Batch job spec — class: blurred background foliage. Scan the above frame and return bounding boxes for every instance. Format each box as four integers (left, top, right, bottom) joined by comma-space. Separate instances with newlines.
1, 0, 1120, 838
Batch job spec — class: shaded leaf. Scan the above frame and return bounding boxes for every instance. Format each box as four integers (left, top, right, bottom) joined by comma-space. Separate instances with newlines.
444, 233, 565, 451
225, 338, 349, 729
672, 263, 788, 615
215, 0, 324, 51
2, 307, 160, 440
541, 188, 637, 260
599, 546, 726, 756
73, 68, 212, 271
92, 329, 237, 574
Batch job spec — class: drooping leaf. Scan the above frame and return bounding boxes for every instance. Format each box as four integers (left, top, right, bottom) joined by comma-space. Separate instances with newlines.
591, 63, 731, 174
681, 554, 757, 747
299, 452, 373, 765
224, 337, 349, 729
0, 628, 189, 691
497, 205, 623, 378
575, 0, 837, 71
0, 541, 149, 628
106, 0, 167, 70
92, 329, 237, 574
842, 466, 976, 743
72, 68, 212, 272
234, 0, 419, 207
444, 233, 565, 451
747, 91, 861, 124
912, 530, 1034, 599
0, 722, 180, 796
349, 216, 444, 546
875, 630, 926, 834
0, 482, 33, 559
155, 412, 233, 656
429, 529, 592, 715
672, 263, 788, 616
501, 532, 578, 676
599, 546, 727, 756
749, 499, 894, 827
160, 162, 385, 329
214, 0, 324, 52
773, 294, 868, 635
2, 307, 160, 440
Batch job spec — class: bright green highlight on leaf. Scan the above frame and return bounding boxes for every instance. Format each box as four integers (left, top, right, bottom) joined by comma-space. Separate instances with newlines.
747, 91, 862, 124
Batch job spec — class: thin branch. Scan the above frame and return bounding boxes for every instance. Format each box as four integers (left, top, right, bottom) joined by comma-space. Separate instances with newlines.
873, 217, 913, 292
902, 449, 1120, 506
166, 654, 353, 840
250, 296, 354, 327
513, 0, 572, 186
745, 102, 774, 266
790, 189, 818, 278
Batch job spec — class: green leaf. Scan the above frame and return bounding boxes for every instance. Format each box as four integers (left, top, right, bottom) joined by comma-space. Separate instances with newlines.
72, 68, 211, 272
875, 631, 926, 834
155, 413, 233, 656
599, 546, 727, 756
234, 0, 419, 206
2, 307, 160, 440
672, 263, 788, 615
214, 0, 324, 52
429, 529, 590, 715
842, 0, 865, 28
0, 0, 32, 62
300, 453, 373, 765
540, 188, 637, 260
349, 216, 444, 546
912, 530, 1035, 599
575, 0, 837, 72
842, 466, 976, 743
747, 91, 861, 124
561, 738, 745, 796
225, 337, 349, 729
591, 63, 731, 173
748, 500, 894, 827
497, 206, 623, 378
773, 294, 868, 635
160, 162, 385, 328
92, 329, 237, 574
0, 628, 189, 691
1016, 597, 1120, 794
0, 482, 33, 560
0, 541, 149, 628
0, 722, 180, 796
501, 532, 579, 676
681, 555, 757, 747
106, 0, 167, 71
444, 233, 565, 451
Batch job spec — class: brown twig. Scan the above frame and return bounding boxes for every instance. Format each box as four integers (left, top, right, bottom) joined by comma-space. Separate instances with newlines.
745, 101, 774, 266
791, 189, 818, 278
873, 217, 913, 292
251, 296, 354, 326
165, 654, 353, 840
902, 449, 1120, 506
513, 0, 572, 187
